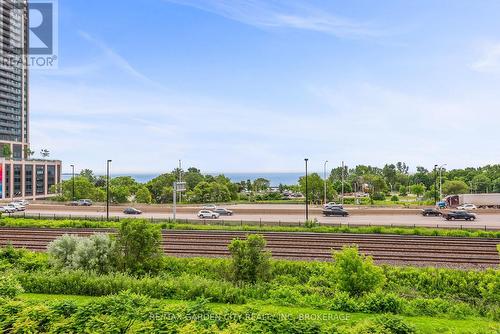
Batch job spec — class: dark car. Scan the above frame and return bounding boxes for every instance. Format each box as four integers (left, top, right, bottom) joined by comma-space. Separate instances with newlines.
213, 208, 233, 216
123, 207, 142, 215
422, 208, 442, 216
443, 211, 476, 221
323, 207, 349, 217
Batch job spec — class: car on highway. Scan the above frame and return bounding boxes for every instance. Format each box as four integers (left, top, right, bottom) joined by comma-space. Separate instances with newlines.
456, 203, 477, 210
198, 210, 219, 219
421, 208, 442, 216
323, 207, 349, 217
7, 203, 25, 211
202, 204, 217, 210
323, 202, 339, 208
213, 208, 233, 216
67, 199, 93, 206
12, 200, 29, 206
0, 206, 16, 213
443, 211, 476, 221
324, 204, 344, 210
123, 207, 142, 215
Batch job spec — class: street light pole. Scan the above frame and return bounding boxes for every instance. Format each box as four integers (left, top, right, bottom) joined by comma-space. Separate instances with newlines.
439, 164, 447, 200
434, 164, 438, 204
341, 161, 345, 205
106, 160, 112, 221
70, 164, 75, 201
323, 160, 328, 205
305, 158, 309, 221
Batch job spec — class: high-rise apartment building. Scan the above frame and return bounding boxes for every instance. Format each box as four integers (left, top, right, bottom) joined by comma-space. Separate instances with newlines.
0, 0, 61, 200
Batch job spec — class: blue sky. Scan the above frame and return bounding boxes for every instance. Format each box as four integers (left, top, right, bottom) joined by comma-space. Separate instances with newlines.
30, 0, 500, 174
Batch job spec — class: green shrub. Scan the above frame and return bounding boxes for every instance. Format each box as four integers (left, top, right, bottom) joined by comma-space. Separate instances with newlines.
47, 234, 116, 274
332, 246, 385, 296
373, 314, 416, 334
362, 292, 403, 314
391, 195, 399, 202
228, 234, 271, 284
329, 291, 360, 313
371, 192, 386, 201
115, 220, 163, 275
0, 274, 24, 298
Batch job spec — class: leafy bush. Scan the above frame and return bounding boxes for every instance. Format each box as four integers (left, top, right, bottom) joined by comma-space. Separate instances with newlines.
228, 234, 270, 283
332, 246, 385, 296
362, 292, 403, 314
0, 274, 24, 298
371, 192, 386, 201
47, 234, 115, 274
115, 220, 162, 275
391, 195, 399, 202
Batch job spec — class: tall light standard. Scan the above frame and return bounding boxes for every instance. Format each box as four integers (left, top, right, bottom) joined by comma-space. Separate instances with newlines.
70, 164, 75, 201
434, 164, 438, 204
323, 160, 328, 205
439, 164, 447, 200
106, 160, 112, 221
305, 158, 309, 221
341, 161, 345, 205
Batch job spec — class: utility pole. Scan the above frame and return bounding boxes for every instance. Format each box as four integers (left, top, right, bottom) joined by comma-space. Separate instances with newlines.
434, 164, 438, 204
106, 160, 112, 221
305, 158, 309, 221
341, 161, 345, 205
178, 160, 182, 203
439, 164, 447, 200
70, 164, 75, 200
323, 160, 328, 205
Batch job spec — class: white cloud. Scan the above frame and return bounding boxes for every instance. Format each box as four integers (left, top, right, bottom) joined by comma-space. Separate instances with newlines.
164, 0, 381, 38
471, 42, 500, 73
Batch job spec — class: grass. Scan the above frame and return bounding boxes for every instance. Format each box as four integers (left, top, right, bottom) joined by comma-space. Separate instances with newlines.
1, 217, 499, 238
19, 293, 500, 334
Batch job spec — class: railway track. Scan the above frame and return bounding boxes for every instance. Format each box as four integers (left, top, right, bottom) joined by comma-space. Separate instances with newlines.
0, 227, 499, 268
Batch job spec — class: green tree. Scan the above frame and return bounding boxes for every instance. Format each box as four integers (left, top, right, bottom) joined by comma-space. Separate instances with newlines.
115, 220, 162, 274
228, 234, 270, 284
252, 178, 270, 192
184, 167, 204, 190
472, 174, 491, 193
1, 144, 12, 159
332, 246, 385, 296
60, 176, 99, 201
79, 169, 96, 183
299, 173, 335, 204
442, 180, 469, 195
410, 184, 426, 197
110, 185, 130, 203
146, 173, 177, 203
111, 176, 140, 193
398, 185, 407, 196
135, 186, 152, 204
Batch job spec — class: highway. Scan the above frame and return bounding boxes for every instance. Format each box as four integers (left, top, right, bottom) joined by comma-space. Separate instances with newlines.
9, 203, 500, 229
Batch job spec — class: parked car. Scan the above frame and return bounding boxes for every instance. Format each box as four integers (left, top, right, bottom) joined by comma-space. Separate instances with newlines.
123, 207, 142, 215
421, 208, 442, 216
213, 208, 233, 216
443, 211, 476, 221
198, 210, 219, 219
202, 204, 217, 210
0, 206, 16, 213
323, 207, 349, 217
8, 203, 25, 211
456, 203, 477, 210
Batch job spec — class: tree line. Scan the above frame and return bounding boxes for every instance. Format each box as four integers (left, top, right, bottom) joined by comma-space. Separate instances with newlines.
53, 163, 500, 204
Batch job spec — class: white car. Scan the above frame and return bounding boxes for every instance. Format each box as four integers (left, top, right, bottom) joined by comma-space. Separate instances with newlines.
202, 204, 217, 210
323, 202, 339, 208
12, 200, 29, 206
0, 206, 16, 213
457, 203, 477, 210
8, 203, 25, 211
198, 210, 219, 219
